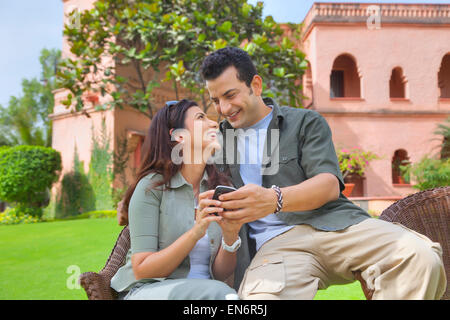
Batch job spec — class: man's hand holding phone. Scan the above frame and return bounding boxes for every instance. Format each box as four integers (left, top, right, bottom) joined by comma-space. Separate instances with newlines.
198, 186, 242, 243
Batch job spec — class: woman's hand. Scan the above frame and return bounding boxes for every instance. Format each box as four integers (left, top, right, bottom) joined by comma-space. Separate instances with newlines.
198, 190, 243, 245
191, 190, 223, 241
199, 189, 242, 281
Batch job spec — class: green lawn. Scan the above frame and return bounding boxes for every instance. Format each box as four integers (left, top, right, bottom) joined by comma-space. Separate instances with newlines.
0, 218, 365, 300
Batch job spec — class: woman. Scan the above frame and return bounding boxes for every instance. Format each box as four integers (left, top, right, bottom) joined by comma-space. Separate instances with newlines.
111, 99, 242, 300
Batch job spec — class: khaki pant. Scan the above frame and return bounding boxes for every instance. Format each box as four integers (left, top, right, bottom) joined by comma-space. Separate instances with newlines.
238, 218, 446, 300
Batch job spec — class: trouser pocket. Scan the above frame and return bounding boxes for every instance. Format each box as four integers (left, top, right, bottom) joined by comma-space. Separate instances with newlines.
241, 254, 286, 296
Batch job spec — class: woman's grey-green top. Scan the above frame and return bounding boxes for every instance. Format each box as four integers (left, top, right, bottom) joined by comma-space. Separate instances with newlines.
111, 171, 222, 292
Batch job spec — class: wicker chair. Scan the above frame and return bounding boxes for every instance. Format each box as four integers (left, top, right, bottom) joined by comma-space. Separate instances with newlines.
79, 226, 130, 300
359, 186, 449, 300
79, 187, 449, 300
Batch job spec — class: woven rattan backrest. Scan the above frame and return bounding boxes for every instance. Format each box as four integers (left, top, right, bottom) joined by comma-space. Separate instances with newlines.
379, 186, 449, 299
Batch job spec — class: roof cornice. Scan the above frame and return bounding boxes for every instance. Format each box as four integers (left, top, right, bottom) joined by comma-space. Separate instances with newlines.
302, 2, 450, 40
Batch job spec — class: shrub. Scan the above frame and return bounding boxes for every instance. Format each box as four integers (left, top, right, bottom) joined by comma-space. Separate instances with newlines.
55, 170, 96, 219
76, 210, 116, 219
0, 207, 40, 225
0, 146, 10, 153
0, 145, 61, 217
54, 145, 96, 219
88, 120, 114, 211
53, 210, 116, 221
401, 156, 450, 191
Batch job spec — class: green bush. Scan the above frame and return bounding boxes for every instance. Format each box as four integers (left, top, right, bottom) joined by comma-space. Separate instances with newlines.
76, 210, 116, 219
54, 146, 95, 219
401, 156, 450, 191
0, 207, 40, 225
0, 145, 61, 217
53, 210, 116, 221
88, 120, 114, 211
55, 170, 96, 219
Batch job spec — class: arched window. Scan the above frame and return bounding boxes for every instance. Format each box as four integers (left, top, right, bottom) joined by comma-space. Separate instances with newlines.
438, 53, 450, 99
392, 149, 410, 184
441, 137, 450, 159
389, 67, 407, 99
330, 54, 361, 98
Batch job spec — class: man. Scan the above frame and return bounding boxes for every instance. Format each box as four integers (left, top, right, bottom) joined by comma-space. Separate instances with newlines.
196, 47, 446, 300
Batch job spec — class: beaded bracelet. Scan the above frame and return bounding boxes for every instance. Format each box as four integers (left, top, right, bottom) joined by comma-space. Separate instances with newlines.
271, 185, 283, 214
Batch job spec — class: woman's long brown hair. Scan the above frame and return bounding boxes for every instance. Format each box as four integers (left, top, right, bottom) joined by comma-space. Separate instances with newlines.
122, 99, 231, 214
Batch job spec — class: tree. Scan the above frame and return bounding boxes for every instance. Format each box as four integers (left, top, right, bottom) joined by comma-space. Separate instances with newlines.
57, 0, 308, 119
0, 48, 61, 147
0, 146, 61, 217
434, 116, 450, 159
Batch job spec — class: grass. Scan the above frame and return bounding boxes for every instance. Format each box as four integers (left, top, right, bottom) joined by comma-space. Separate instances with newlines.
0, 218, 122, 300
0, 218, 365, 300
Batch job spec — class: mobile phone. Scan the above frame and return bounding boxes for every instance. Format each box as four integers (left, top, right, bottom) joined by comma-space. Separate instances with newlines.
210, 185, 237, 215
212, 185, 237, 200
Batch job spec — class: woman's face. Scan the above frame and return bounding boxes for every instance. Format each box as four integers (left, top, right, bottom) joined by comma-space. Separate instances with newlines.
172, 105, 220, 164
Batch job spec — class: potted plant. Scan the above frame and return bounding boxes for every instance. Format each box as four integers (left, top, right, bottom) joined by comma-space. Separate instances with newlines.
336, 147, 379, 197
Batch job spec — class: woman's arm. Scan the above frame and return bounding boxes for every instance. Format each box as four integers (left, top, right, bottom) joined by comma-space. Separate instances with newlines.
131, 200, 223, 280
132, 228, 199, 280
212, 232, 238, 281
199, 190, 241, 281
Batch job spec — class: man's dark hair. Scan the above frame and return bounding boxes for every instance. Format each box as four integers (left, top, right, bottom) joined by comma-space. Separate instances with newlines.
200, 47, 258, 87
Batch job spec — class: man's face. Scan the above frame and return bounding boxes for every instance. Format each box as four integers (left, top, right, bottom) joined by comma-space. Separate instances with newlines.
205, 66, 260, 129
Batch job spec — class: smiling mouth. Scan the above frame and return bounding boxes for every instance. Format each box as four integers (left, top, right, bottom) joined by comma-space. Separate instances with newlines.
226, 110, 240, 120
206, 130, 218, 140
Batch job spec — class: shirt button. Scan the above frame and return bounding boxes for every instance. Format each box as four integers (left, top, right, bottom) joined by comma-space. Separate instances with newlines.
210, 239, 214, 245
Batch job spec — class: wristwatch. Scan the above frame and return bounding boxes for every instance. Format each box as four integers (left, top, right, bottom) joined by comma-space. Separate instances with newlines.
221, 236, 241, 253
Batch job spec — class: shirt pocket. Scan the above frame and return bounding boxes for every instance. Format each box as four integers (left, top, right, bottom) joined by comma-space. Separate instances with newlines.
242, 254, 286, 295
265, 151, 305, 184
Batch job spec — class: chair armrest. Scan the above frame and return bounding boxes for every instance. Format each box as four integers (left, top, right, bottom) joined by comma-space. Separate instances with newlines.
79, 271, 117, 300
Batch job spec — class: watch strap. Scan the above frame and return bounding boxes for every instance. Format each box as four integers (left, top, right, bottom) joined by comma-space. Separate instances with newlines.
221, 236, 241, 253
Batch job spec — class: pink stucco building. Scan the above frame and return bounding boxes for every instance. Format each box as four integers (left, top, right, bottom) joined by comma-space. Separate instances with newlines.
51, 1, 450, 215
300, 2, 450, 213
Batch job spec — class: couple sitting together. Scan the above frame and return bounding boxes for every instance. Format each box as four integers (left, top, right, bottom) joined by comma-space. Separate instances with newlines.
111, 47, 446, 300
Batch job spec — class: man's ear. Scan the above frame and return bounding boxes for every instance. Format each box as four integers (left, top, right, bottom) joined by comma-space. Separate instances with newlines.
250, 74, 263, 96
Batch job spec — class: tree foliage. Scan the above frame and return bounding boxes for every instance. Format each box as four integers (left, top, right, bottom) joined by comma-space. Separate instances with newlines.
400, 156, 450, 191
57, 0, 308, 118
434, 116, 450, 159
0, 48, 60, 147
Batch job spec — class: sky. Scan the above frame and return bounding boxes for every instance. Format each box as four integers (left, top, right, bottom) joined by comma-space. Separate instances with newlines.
1, 0, 449, 107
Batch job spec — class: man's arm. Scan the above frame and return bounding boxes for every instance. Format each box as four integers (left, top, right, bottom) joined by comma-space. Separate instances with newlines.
279, 172, 340, 212
218, 172, 340, 224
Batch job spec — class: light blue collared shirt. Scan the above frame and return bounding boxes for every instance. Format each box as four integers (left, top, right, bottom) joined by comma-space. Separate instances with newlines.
237, 107, 294, 251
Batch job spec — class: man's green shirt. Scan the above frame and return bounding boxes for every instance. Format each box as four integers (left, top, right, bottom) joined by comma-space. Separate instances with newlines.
218, 97, 371, 232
